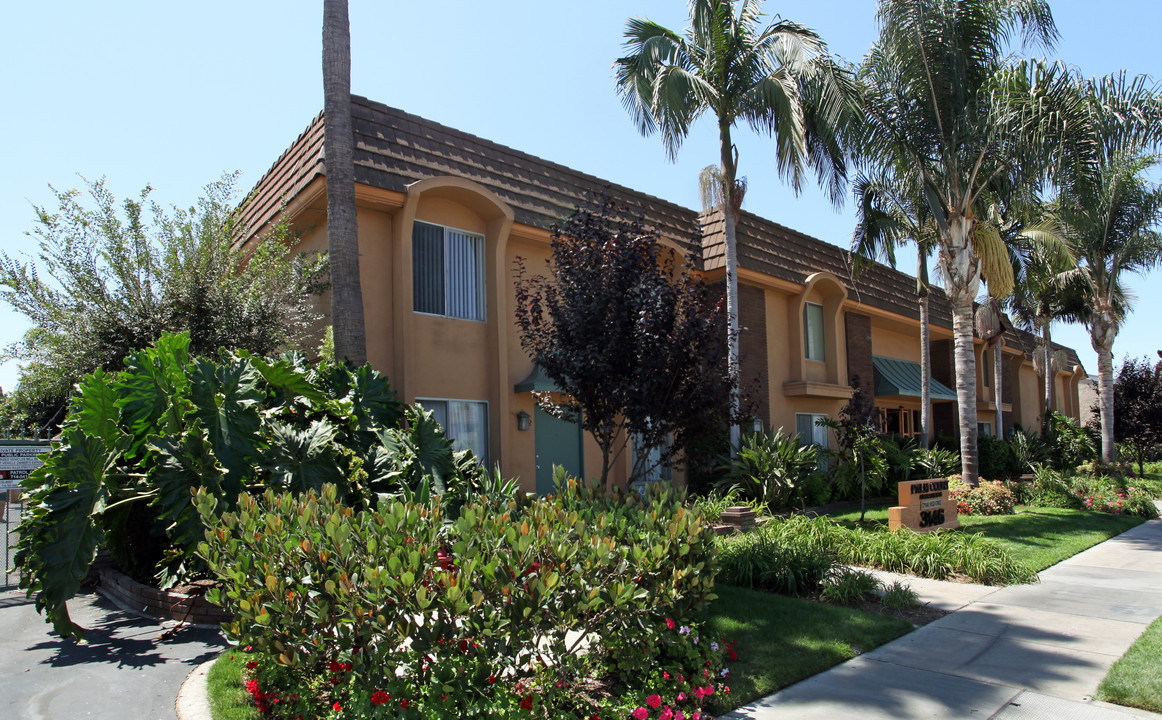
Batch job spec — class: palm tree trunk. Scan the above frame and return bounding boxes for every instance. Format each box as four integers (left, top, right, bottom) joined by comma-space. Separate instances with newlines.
942, 213, 980, 485
323, 0, 366, 364
719, 121, 741, 451
918, 253, 931, 448
1042, 324, 1053, 421
1090, 306, 1118, 464
993, 341, 1003, 438
952, 297, 980, 485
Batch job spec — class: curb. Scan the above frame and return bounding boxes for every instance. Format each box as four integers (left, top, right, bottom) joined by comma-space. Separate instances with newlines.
176, 657, 217, 720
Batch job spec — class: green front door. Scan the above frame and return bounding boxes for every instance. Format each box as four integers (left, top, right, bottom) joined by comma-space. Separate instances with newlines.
534, 405, 583, 496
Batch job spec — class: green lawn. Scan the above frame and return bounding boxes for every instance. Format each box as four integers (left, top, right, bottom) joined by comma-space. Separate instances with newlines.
702, 585, 913, 711
207, 650, 260, 720
1098, 614, 1162, 713
826, 504, 1143, 574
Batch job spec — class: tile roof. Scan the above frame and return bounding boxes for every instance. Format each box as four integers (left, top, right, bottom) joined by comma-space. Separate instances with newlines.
240, 94, 1084, 375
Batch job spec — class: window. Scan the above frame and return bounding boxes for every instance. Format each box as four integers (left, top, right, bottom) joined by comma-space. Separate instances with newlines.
413, 221, 486, 321
417, 398, 489, 465
631, 420, 672, 490
796, 412, 830, 470
804, 302, 825, 361
978, 421, 993, 438
982, 349, 991, 387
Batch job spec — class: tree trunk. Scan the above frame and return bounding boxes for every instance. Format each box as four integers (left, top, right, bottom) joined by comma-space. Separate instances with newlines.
1042, 323, 1053, 422
918, 253, 931, 448
940, 212, 981, 485
1090, 306, 1118, 464
323, 0, 366, 364
994, 341, 1003, 438
719, 122, 741, 451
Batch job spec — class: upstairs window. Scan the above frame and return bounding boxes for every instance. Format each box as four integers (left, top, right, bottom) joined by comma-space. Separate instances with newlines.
413, 221, 485, 321
804, 302, 825, 361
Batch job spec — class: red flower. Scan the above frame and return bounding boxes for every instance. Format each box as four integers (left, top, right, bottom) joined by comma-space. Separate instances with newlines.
665, 618, 676, 630
647, 694, 662, 708
245, 660, 258, 670
371, 690, 390, 706
488, 674, 496, 684
332, 700, 342, 711
400, 699, 409, 709
329, 661, 344, 673
520, 695, 534, 710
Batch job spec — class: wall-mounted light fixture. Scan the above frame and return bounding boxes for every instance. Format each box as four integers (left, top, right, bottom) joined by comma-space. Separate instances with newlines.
516, 410, 532, 431
752, 417, 763, 434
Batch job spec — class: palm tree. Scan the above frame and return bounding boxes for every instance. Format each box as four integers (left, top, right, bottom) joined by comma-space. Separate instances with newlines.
1005, 220, 1083, 425
852, 0, 1096, 484
323, 0, 366, 364
850, 169, 939, 447
1049, 151, 1162, 463
616, 0, 851, 449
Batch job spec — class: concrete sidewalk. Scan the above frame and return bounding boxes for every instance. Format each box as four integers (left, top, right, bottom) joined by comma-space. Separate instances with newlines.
0, 590, 226, 720
726, 512, 1162, 720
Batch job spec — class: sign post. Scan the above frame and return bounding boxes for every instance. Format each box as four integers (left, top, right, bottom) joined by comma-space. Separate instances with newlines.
888, 478, 960, 532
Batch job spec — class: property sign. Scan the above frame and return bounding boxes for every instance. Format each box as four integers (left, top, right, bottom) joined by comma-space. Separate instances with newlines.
0, 442, 50, 490
888, 478, 960, 533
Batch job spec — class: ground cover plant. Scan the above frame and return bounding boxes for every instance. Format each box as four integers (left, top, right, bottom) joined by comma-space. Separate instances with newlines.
198, 477, 727, 719
828, 503, 1144, 574
15, 332, 477, 639
717, 514, 1034, 585
1098, 613, 1162, 713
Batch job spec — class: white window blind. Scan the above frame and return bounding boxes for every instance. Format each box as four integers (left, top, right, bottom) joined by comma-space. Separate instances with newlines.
420, 398, 489, 465
413, 221, 485, 321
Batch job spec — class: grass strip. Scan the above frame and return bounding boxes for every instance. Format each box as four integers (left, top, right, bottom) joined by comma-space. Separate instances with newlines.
1098, 614, 1162, 713
702, 584, 914, 711
827, 505, 1143, 574
207, 649, 260, 720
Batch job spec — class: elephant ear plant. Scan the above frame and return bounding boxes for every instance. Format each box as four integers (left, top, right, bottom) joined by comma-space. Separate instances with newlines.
15, 331, 472, 640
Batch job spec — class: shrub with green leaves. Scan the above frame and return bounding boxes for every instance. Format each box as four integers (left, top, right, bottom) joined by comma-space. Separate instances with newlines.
729, 514, 1035, 586
820, 567, 881, 605
196, 476, 720, 718
949, 478, 1017, 515
718, 428, 821, 510
715, 523, 838, 595
15, 332, 476, 640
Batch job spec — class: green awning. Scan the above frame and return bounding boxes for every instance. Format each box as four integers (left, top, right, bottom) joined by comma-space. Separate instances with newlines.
872, 355, 957, 401
514, 364, 562, 393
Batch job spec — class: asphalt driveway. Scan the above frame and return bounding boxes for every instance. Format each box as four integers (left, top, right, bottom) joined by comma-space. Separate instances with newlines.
0, 590, 226, 720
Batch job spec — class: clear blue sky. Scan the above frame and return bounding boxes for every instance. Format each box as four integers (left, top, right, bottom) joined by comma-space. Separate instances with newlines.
3, 0, 1161, 395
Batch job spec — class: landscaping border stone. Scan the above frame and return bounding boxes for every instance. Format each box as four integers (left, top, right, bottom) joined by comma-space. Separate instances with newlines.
96, 566, 230, 626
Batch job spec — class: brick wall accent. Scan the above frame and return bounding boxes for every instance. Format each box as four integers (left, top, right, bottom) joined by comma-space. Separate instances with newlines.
97, 567, 231, 626
844, 312, 874, 400
738, 283, 769, 425
931, 339, 954, 388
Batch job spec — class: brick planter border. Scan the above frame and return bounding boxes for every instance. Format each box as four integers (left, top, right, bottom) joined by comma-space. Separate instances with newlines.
97, 566, 231, 626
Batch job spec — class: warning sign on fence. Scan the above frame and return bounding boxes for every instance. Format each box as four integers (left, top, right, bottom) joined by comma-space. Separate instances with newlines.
0, 443, 49, 490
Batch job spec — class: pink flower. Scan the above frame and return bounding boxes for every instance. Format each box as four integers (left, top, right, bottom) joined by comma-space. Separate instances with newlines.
633, 708, 649, 720
702, 685, 715, 696
677, 691, 687, 702
665, 618, 676, 630
647, 694, 662, 708
660, 707, 674, 720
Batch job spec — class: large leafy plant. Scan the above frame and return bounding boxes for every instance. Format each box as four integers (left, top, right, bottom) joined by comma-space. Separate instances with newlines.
16, 331, 473, 640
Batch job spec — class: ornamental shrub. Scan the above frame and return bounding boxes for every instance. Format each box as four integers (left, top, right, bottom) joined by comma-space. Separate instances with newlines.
15, 332, 476, 640
948, 478, 1017, 516
196, 475, 720, 718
